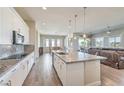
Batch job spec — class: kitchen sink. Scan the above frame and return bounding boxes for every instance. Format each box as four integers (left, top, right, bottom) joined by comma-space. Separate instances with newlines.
57, 52, 68, 55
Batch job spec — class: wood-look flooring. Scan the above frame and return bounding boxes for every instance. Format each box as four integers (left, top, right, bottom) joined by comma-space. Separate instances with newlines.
23, 53, 124, 86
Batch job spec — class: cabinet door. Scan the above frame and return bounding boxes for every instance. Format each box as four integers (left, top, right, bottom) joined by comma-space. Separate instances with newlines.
59, 61, 66, 85
27, 60, 31, 73
30, 53, 34, 68
22, 24, 29, 44
2, 8, 14, 44
27, 53, 34, 73
8, 67, 21, 86
0, 8, 2, 44
54, 55, 59, 73
13, 14, 21, 31
53, 55, 66, 84
0, 70, 13, 86
13, 9, 29, 44
9, 61, 28, 86
21, 60, 28, 81
27, 55, 31, 73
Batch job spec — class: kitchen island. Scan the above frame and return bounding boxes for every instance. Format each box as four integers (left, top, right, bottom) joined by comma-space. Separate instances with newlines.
52, 50, 106, 86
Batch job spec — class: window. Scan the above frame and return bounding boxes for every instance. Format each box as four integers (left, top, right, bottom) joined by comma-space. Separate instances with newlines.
109, 36, 120, 48
57, 39, 61, 47
109, 37, 115, 48
51, 39, 55, 47
45, 39, 49, 47
79, 38, 90, 48
115, 37, 120, 47
95, 37, 104, 47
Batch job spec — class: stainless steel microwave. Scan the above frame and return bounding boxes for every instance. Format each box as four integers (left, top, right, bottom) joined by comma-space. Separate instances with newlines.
12, 31, 24, 44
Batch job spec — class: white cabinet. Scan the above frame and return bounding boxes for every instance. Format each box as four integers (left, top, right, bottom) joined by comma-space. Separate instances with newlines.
53, 54, 101, 86
0, 52, 35, 86
27, 52, 35, 73
0, 8, 2, 44
10, 60, 28, 86
0, 8, 29, 44
1, 8, 15, 44
59, 61, 66, 84
8, 65, 23, 86
53, 55, 59, 73
0, 69, 14, 86
53, 54, 84, 86
53, 55, 66, 85
0, 60, 28, 86
13, 16, 29, 44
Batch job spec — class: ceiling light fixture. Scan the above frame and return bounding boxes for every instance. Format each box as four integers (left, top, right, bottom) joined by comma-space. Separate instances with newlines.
74, 14, 78, 39
42, 7, 47, 10
107, 26, 111, 34
68, 20, 72, 29
68, 20, 73, 38
83, 7, 87, 39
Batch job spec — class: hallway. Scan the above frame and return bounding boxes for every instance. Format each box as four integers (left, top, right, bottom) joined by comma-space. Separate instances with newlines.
23, 53, 124, 86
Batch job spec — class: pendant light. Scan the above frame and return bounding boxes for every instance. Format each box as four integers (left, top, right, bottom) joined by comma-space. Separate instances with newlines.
68, 19, 73, 38
107, 26, 111, 34
74, 14, 78, 39
83, 7, 87, 38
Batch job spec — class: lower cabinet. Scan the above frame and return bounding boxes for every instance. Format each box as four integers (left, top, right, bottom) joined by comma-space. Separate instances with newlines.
0, 52, 35, 86
53, 54, 84, 86
27, 53, 34, 73
59, 61, 66, 84
8, 61, 27, 86
53, 54, 100, 86
53, 55, 66, 85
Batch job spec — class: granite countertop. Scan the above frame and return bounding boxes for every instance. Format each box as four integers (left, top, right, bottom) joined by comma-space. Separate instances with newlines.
53, 50, 106, 64
0, 53, 30, 78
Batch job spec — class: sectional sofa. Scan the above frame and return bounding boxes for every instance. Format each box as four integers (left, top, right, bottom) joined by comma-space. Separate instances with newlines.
82, 48, 124, 69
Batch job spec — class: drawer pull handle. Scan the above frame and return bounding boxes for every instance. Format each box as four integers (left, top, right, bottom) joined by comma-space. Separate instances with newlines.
6, 80, 11, 86
0, 80, 4, 83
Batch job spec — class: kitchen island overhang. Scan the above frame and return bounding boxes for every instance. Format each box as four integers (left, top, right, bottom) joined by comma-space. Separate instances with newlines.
52, 50, 106, 86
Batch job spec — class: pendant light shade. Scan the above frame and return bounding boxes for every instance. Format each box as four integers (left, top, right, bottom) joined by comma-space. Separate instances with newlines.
68, 20, 73, 38
83, 7, 87, 39
107, 26, 111, 34
74, 14, 78, 39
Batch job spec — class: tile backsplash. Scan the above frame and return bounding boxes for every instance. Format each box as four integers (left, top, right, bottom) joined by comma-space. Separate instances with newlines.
0, 44, 34, 59
0, 44, 24, 59
24, 45, 34, 54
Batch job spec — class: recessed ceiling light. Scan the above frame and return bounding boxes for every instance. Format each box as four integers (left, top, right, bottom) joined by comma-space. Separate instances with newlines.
42, 7, 47, 10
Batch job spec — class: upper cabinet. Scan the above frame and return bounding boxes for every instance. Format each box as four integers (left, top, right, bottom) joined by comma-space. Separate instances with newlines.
2, 8, 15, 44
0, 8, 29, 44
0, 8, 2, 44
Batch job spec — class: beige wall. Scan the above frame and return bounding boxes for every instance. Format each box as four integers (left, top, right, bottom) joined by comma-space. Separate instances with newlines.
91, 27, 124, 48
25, 21, 39, 59
40, 34, 65, 53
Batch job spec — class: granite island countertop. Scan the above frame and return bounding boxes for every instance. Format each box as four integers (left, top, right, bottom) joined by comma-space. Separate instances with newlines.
53, 50, 106, 64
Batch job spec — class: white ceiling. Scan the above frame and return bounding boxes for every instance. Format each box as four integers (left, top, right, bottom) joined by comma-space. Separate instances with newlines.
15, 7, 124, 35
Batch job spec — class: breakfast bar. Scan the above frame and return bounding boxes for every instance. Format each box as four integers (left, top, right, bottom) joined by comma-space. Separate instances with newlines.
52, 50, 106, 86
